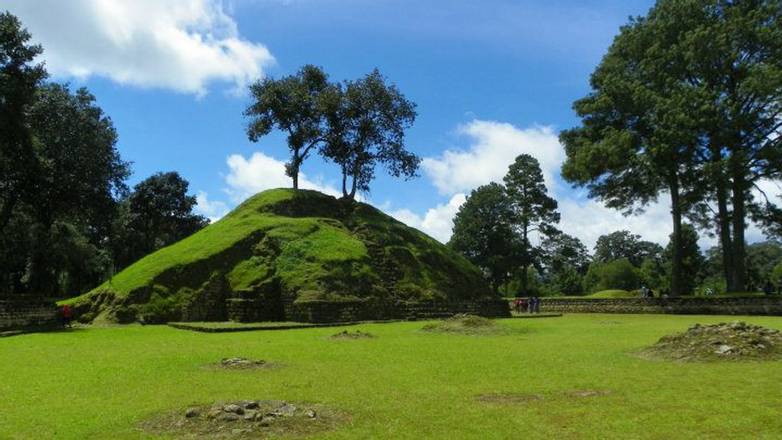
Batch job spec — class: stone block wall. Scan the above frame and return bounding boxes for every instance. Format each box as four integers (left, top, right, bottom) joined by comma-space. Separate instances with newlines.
0, 296, 59, 330
511, 296, 782, 316
285, 298, 511, 323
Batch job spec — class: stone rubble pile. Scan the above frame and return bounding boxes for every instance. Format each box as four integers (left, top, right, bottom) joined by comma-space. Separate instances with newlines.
646, 321, 782, 361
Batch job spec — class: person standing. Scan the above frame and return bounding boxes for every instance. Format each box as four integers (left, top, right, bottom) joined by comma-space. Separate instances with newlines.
61, 304, 73, 328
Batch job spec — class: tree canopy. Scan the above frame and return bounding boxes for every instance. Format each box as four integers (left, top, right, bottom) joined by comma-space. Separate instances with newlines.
449, 183, 519, 293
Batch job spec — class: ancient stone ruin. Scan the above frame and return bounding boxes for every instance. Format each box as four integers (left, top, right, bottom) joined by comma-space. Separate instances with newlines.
641, 321, 782, 362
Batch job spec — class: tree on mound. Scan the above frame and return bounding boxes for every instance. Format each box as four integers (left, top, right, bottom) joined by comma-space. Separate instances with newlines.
68, 189, 491, 323
244, 66, 420, 199
320, 69, 420, 200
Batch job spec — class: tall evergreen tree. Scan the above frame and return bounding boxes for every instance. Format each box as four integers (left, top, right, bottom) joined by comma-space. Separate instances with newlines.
449, 183, 519, 294
0, 12, 46, 233
503, 154, 560, 295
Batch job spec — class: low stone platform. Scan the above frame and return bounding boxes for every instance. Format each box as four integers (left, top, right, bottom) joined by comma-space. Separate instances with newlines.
0, 296, 59, 331
510, 296, 782, 316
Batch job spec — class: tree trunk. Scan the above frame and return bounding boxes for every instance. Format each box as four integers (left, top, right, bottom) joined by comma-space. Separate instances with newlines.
716, 177, 735, 291
341, 166, 348, 198
520, 264, 529, 295
669, 178, 683, 296
348, 164, 359, 200
520, 221, 529, 295
730, 172, 747, 292
709, 139, 735, 291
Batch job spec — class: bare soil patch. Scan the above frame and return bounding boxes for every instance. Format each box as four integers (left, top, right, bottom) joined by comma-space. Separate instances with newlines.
564, 389, 611, 398
475, 393, 543, 404
640, 321, 782, 362
141, 399, 349, 439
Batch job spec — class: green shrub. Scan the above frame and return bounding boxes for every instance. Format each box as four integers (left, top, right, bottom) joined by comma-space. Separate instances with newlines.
583, 259, 640, 293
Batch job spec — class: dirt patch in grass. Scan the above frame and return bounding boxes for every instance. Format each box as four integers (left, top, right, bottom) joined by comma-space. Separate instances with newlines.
213, 357, 276, 370
330, 330, 375, 340
140, 399, 349, 439
640, 321, 782, 362
475, 393, 543, 404
476, 389, 610, 405
564, 389, 611, 398
421, 314, 509, 335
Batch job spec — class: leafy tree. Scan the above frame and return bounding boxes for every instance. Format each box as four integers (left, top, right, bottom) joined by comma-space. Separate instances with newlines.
23, 83, 129, 294
677, 0, 782, 292
244, 65, 330, 189
559, 5, 704, 297
745, 241, 782, 290
503, 154, 560, 294
662, 223, 704, 295
583, 258, 641, 293
0, 12, 46, 233
449, 183, 519, 294
540, 232, 590, 295
639, 257, 666, 293
568, 0, 782, 293
593, 231, 662, 268
772, 261, 782, 286
541, 232, 590, 275
114, 172, 207, 269
321, 69, 420, 199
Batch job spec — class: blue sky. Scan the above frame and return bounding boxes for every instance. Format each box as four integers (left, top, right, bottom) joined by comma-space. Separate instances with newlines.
11, 0, 771, 249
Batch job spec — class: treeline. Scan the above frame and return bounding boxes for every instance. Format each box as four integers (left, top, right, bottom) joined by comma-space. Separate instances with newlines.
451, 0, 782, 297
559, 0, 782, 295
0, 13, 206, 297
448, 156, 782, 296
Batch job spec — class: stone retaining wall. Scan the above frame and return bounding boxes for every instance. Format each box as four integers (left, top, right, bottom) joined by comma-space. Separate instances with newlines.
285, 298, 511, 324
0, 296, 59, 330
510, 296, 782, 316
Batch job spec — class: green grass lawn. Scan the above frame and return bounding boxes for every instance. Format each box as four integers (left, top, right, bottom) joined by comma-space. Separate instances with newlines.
2, 314, 782, 439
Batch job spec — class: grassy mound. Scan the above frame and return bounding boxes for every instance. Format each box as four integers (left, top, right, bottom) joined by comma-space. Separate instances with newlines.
588, 289, 639, 298
68, 189, 490, 323
422, 314, 506, 335
641, 321, 782, 362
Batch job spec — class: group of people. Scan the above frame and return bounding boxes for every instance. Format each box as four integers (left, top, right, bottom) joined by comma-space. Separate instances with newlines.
513, 297, 541, 314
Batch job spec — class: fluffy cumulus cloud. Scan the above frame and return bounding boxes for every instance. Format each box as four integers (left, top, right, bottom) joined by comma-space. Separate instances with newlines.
395, 118, 781, 248
422, 120, 564, 195
223, 152, 341, 202
5, 0, 274, 95
195, 191, 229, 223
388, 194, 467, 243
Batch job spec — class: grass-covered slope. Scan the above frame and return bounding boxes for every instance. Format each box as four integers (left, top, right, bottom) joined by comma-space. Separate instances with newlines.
69, 189, 490, 323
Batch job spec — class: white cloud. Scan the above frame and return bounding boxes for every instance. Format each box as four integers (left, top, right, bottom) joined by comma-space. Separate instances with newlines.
408, 119, 780, 248
195, 190, 229, 223
389, 194, 467, 243
224, 151, 342, 201
422, 120, 564, 195
6, 0, 274, 95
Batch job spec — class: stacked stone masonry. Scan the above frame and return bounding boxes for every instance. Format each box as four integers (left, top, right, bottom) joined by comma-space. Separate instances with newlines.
284, 298, 511, 323
0, 297, 59, 330
511, 296, 782, 316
